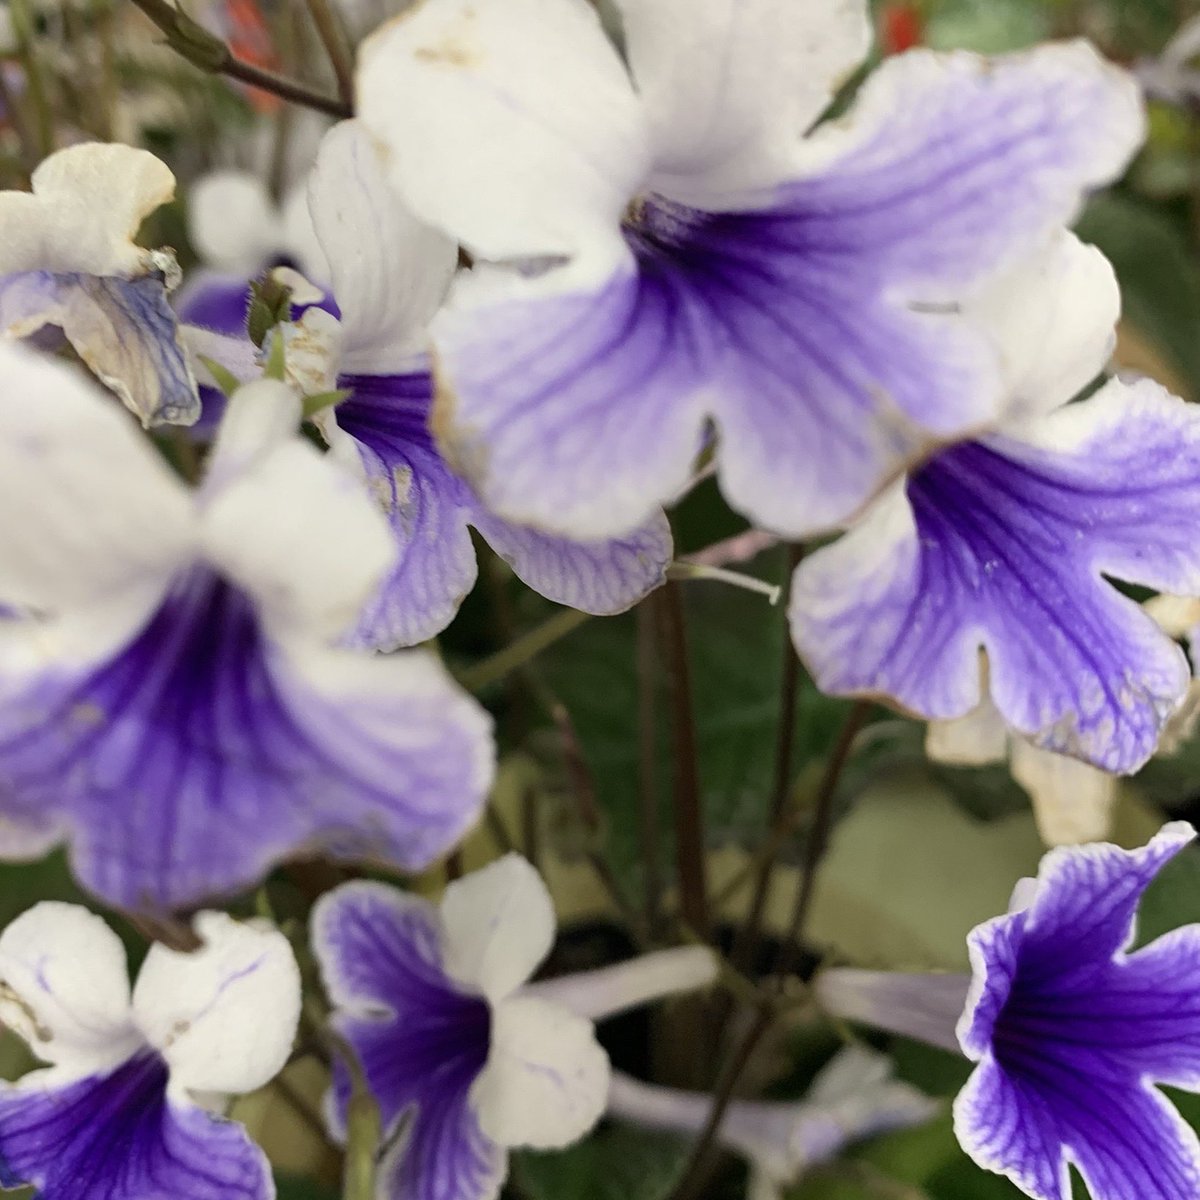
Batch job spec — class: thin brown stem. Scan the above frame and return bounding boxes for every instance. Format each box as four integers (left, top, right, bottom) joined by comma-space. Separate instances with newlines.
776, 699, 872, 976
668, 1003, 775, 1200
655, 582, 709, 941
303, 0, 355, 107
636, 601, 663, 937
128, 0, 352, 117
730, 544, 805, 975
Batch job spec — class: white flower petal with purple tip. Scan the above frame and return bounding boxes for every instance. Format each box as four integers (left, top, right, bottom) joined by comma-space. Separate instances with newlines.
792, 376, 1200, 773
0, 341, 494, 911
359, 0, 1143, 540
954, 823, 1200, 1200
297, 120, 669, 649
0, 142, 199, 426
0, 902, 300, 1200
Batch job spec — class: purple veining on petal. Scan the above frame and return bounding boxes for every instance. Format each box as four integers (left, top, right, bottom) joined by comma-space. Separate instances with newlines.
336, 370, 669, 649
0, 269, 199, 426
337, 371, 478, 650
793, 419, 1199, 772
954, 829, 1200, 1200
0, 1051, 271, 1200
0, 566, 485, 910
317, 886, 502, 1200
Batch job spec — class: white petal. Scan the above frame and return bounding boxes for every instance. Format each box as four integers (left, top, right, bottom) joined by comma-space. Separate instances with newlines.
925, 694, 1009, 766
199, 417, 396, 641
182, 323, 259, 391
308, 120, 457, 370
281, 183, 330, 283
132, 911, 301, 1097
188, 170, 278, 274
0, 341, 193, 615
439, 854, 554, 1001
972, 232, 1120, 421
279, 306, 343, 397
471, 995, 609, 1149
201, 377, 302, 493
616, 0, 872, 203
357, 0, 649, 268
0, 142, 175, 276
1009, 738, 1118, 847
0, 902, 140, 1076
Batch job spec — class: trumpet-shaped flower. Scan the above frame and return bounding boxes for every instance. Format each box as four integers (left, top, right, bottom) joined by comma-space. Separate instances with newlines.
294, 121, 671, 648
313, 855, 718, 1200
818, 824, 1200, 1200
0, 901, 300, 1200
608, 1048, 937, 1200
358, 0, 1143, 541
0, 142, 199, 426
790, 236, 1200, 772
0, 341, 494, 910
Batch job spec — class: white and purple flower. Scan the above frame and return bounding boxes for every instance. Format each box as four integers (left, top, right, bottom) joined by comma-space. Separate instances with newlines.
0, 142, 199, 426
790, 235, 1200, 772
357, 0, 1143, 542
292, 120, 671, 648
818, 824, 1200, 1200
0, 340, 494, 911
312, 854, 718, 1200
608, 1047, 937, 1200
0, 901, 300, 1200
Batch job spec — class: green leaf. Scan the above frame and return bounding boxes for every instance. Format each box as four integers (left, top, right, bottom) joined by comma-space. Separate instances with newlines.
1076, 193, 1200, 399
923, 0, 1052, 53
539, 548, 851, 900
808, 776, 1045, 969
273, 1175, 339, 1200
515, 1125, 691, 1200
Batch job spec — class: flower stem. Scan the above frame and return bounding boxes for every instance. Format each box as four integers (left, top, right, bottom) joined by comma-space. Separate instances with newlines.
776, 699, 873, 976
303, 0, 355, 107
656, 581, 710, 940
458, 607, 592, 693
730, 544, 804, 975
128, 0, 353, 118
529, 946, 718, 1021
637, 602, 663, 937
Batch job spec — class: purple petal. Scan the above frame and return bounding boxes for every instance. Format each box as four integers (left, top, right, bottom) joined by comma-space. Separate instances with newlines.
313, 882, 502, 1200
0, 270, 199, 426
175, 271, 253, 339
0, 567, 493, 911
335, 373, 479, 650
0, 1052, 272, 1200
955, 1048, 1200, 1200
791, 384, 1200, 772
432, 44, 1141, 540
469, 504, 671, 618
382, 1083, 507, 1200
789, 44, 1141, 298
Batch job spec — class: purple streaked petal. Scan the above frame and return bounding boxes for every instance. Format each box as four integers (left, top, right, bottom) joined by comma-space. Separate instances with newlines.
791, 382, 1200, 772
433, 258, 709, 542
0, 1052, 272, 1200
0, 270, 199, 426
788, 44, 1142, 299
335, 373, 478, 650
955, 1046, 1200, 1200
379, 1083, 506, 1200
313, 882, 501, 1200
0, 567, 494, 911
470, 504, 671, 618
954, 826, 1200, 1199
336, 370, 670, 648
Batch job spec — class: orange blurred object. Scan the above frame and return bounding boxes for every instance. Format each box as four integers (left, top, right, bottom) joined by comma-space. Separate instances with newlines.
881, 3, 924, 54
224, 0, 282, 112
